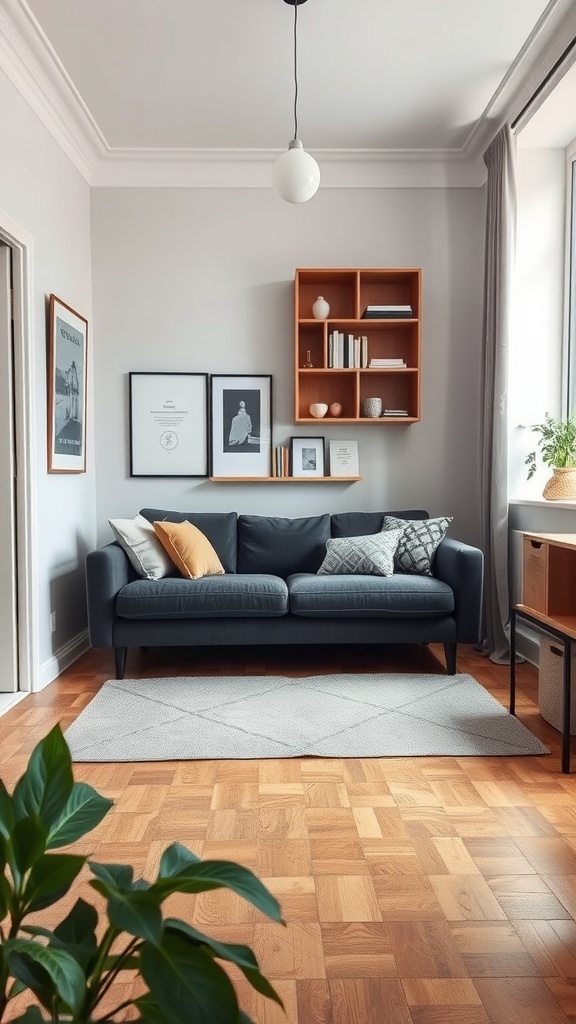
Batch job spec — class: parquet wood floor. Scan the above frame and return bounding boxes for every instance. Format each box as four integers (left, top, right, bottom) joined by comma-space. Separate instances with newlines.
2, 642, 576, 1023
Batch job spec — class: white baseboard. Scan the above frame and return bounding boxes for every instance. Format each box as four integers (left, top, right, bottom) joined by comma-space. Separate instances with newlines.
38, 629, 89, 690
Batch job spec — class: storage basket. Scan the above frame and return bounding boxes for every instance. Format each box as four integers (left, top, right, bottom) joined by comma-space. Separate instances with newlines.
538, 634, 576, 735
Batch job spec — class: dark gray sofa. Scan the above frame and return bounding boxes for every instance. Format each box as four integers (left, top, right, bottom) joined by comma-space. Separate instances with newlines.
85, 508, 484, 679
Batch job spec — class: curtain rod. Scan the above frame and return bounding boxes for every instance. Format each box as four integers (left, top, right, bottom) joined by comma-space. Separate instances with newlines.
511, 34, 576, 131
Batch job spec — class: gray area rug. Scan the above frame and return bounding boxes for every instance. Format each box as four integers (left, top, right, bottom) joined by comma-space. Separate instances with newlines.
64, 673, 549, 762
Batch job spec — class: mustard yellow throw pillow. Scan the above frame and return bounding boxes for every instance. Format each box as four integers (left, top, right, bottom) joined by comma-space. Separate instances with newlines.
153, 520, 225, 580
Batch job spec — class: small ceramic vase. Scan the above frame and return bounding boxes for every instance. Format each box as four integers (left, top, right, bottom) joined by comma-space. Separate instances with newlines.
309, 402, 328, 418
329, 402, 343, 417
312, 296, 330, 320
363, 397, 382, 418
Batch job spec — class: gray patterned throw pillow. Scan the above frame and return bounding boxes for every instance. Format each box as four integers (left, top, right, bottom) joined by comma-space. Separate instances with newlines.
318, 528, 403, 576
382, 515, 452, 576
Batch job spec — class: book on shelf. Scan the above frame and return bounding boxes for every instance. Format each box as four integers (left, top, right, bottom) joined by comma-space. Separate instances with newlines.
273, 445, 289, 476
361, 304, 413, 319
328, 332, 368, 368
368, 358, 406, 367
383, 408, 409, 416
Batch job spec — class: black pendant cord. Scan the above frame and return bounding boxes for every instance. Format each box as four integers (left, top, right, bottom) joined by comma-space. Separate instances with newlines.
292, 0, 299, 140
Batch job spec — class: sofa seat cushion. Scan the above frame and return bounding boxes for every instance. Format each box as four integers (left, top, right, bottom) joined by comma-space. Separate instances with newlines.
287, 573, 454, 618
116, 574, 288, 619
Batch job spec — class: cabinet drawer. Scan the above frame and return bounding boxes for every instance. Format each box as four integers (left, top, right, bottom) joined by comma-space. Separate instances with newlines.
522, 536, 549, 613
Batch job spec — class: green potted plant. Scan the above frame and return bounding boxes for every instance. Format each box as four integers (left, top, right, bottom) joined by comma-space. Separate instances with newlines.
525, 412, 576, 499
0, 724, 284, 1023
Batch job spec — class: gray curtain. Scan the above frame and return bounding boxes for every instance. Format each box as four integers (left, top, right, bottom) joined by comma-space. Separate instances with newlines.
479, 123, 517, 664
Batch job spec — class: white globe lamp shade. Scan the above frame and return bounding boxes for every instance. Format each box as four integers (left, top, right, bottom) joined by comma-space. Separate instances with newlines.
273, 139, 321, 204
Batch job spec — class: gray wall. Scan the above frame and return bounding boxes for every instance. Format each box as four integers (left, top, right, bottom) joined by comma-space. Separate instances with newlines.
91, 186, 486, 548
0, 67, 95, 685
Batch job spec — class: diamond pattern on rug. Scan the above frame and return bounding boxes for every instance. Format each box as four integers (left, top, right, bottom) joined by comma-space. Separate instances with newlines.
64, 673, 550, 762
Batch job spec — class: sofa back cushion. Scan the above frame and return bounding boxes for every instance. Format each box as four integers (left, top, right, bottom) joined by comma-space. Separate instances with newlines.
331, 510, 429, 538
237, 514, 331, 578
139, 509, 238, 572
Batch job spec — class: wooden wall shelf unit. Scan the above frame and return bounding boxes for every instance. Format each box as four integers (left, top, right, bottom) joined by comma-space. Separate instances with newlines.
294, 267, 421, 424
210, 476, 362, 483
510, 531, 576, 773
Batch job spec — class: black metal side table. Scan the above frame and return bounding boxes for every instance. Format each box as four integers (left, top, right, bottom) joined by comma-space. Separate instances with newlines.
510, 605, 573, 774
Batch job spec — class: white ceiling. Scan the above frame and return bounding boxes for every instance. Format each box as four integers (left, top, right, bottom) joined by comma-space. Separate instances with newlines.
19, 0, 555, 154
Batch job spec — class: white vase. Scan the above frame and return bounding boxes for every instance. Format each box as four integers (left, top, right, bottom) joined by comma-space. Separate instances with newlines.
312, 296, 330, 320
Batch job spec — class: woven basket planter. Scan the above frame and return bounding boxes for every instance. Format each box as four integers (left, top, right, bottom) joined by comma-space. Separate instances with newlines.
542, 467, 576, 500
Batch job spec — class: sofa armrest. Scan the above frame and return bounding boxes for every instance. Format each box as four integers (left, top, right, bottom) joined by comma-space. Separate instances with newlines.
86, 543, 132, 647
433, 537, 484, 643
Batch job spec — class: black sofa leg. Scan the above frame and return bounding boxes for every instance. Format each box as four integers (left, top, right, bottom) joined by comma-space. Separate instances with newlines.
114, 646, 127, 680
444, 643, 457, 675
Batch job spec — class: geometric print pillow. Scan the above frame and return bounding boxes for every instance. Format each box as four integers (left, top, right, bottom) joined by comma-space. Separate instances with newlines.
318, 528, 404, 577
381, 515, 452, 576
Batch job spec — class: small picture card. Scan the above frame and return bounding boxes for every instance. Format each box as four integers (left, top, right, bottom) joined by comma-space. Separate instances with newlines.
329, 439, 359, 477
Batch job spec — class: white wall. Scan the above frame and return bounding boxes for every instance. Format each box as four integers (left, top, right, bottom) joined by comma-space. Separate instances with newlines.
0, 67, 95, 686
91, 185, 485, 548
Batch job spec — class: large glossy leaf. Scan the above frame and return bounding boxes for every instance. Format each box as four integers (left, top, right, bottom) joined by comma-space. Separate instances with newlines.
0, 778, 14, 838
0, 871, 11, 919
12, 725, 73, 829
158, 843, 201, 879
8, 1006, 47, 1024
140, 934, 239, 1024
153, 859, 283, 922
24, 853, 85, 913
12, 815, 48, 873
5, 938, 86, 1014
25, 899, 99, 973
47, 782, 113, 849
134, 994, 174, 1024
164, 920, 282, 1006
89, 861, 135, 891
106, 890, 163, 944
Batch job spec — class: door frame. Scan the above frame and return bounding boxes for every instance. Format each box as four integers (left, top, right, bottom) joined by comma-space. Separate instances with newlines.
0, 207, 38, 693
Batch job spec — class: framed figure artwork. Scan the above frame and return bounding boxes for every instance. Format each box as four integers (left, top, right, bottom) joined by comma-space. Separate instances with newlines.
47, 295, 88, 473
210, 374, 272, 478
289, 436, 325, 478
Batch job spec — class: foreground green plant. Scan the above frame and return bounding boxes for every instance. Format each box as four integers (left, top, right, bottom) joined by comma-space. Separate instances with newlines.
525, 412, 576, 479
0, 724, 284, 1023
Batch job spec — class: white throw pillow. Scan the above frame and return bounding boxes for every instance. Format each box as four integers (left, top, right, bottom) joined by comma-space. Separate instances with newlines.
109, 513, 175, 580
317, 529, 403, 577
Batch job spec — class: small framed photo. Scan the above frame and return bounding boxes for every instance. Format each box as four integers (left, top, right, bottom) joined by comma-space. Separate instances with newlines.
129, 372, 209, 477
329, 439, 359, 477
210, 374, 272, 478
290, 436, 325, 478
47, 294, 88, 473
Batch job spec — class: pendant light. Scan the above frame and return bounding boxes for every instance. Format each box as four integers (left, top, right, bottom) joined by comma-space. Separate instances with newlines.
273, 0, 320, 204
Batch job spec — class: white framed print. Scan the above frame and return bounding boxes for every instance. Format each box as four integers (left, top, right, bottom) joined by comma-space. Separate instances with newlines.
210, 374, 272, 478
129, 372, 209, 476
329, 439, 359, 477
290, 436, 325, 478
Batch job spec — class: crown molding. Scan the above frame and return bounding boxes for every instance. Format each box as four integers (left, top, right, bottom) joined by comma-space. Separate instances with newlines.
1, 0, 572, 190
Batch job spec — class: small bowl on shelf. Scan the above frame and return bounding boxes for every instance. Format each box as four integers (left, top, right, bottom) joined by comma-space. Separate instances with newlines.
309, 403, 328, 418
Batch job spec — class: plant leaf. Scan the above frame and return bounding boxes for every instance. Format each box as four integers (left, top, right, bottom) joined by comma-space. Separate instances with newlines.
106, 890, 163, 944
24, 853, 86, 913
134, 994, 174, 1024
12, 724, 73, 829
0, 778, 14, 838
5, 938, 86, 1014
89, 860, 135, 891
23, 899, 99, 973
154, 859, 283, 923
47, 782, 113, 849
164, 920, 283, 1007
7, 1007, 47, 1024
0, 870, 11, 920
11, 815, 48, 873
158, 843, 201, 878
140, 934, 239, 1024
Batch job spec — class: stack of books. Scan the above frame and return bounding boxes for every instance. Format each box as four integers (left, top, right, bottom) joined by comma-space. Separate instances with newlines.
383, 408, 409, 417
329, 332, 368, 368
273, 445, 289, 477
362, 304, 413, 319
368, 358, 406, 368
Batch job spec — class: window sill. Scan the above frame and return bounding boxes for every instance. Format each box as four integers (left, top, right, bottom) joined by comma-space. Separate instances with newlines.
509, 497, 576, 511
